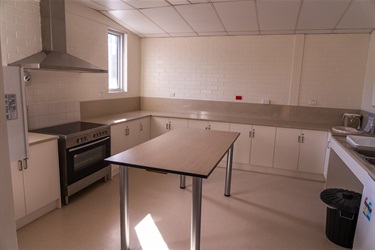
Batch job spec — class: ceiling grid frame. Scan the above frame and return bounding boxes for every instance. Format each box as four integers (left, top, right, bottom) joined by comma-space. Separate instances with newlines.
73, 0, 375, 37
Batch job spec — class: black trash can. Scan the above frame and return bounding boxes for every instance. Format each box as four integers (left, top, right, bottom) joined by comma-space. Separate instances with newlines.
320, 188, 362, 248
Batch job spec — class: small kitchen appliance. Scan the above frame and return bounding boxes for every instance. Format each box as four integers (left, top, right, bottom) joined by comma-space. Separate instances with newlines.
31, 121, 111, 205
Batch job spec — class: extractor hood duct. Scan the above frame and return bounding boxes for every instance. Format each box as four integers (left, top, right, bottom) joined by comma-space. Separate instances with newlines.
9, 0, 108, 73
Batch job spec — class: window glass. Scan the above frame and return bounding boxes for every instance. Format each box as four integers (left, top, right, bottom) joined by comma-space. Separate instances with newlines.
108, 30, 126, 92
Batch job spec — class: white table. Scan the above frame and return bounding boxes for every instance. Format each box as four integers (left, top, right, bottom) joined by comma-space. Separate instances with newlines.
105, 128, 240, 250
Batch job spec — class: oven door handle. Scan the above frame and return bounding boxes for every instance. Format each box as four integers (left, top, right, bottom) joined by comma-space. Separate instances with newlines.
68, 137, 110, 152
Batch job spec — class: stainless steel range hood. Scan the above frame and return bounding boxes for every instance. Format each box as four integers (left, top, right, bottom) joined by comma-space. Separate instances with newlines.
9, 0, 107, 73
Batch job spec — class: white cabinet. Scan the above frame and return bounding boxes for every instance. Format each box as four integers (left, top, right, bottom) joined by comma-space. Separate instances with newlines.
229, 124, 276, 168
151, 117, 188, 138
111, 117, 151, 155
188, 120, 229, 131
11, 139, 60, 221
273, 128, 328, 174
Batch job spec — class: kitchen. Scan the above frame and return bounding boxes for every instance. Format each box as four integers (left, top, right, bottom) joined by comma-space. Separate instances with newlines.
1, 0, 375, 249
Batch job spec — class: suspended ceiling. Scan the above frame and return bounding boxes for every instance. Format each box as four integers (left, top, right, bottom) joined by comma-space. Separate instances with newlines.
73, 0, 375, 37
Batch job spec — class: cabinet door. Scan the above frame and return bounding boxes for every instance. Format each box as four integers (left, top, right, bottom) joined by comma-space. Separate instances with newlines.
151, 117, 169, 138
250, 126, 276, 168
169, 118, 188, 130
298, 130, 328, 174
139, 117, 151, 144
273, 128, 300, 171
10, 160, 26, 220
23, 140, 60, 214
230, 123, 251, 164
209, 121, 230, 131
188, 120, 208, 129
124, 120, 140, 150
111, 123, 127, 155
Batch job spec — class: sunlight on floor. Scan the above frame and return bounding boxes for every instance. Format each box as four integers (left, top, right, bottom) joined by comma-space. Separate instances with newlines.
135, 214, 169, 250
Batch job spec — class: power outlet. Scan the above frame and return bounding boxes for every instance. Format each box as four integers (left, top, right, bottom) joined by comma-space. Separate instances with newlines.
170, 93, 175, 97
309, 100, 317, 105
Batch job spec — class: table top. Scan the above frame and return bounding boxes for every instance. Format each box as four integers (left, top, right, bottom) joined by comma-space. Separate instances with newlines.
105, 128, 240, 178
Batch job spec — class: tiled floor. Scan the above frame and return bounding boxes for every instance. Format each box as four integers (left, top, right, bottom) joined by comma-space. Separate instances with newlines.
17, 168, 345, 250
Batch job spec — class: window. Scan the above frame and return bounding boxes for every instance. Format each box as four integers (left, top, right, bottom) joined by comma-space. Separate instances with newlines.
108, 29, 127, 92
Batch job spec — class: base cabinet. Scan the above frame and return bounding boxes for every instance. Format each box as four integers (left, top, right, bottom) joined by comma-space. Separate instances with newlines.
151, 117, 188, 138
229, 124, 275, 168
11, 139, 60, 223
273, 128, 328, 174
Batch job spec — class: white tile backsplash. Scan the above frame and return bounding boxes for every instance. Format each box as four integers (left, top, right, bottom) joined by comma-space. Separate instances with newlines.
27, 101, 81, 130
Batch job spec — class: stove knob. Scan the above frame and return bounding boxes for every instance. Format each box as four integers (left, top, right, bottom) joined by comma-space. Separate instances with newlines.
76, 138, 80, 143
93, 133, 97, 138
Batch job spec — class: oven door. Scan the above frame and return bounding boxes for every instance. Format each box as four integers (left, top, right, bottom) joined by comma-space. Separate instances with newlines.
66, 136, 110, 185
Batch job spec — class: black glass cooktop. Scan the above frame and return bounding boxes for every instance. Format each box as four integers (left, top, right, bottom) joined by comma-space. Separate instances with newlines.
31, 122, 106, 136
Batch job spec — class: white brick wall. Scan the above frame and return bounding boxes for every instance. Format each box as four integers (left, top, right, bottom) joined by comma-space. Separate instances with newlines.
142, 36, 295, 104
141, 34, 370, 109
299, 34, 368, 108
0, 0, 41, 65
1, 1, 141, 128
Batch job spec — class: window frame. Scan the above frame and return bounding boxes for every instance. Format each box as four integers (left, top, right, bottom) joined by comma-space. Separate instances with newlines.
108, 29, 127, 93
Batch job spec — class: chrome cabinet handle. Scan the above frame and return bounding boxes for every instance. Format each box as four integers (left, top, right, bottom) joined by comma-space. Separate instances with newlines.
301, 135, 304, 143
140, 123, 143, 131
23, 158, 28, 170
252, 129, 255, 138
18, 160, 23, 171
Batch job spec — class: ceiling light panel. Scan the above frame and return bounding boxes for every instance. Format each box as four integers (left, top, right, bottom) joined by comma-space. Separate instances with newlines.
257, 0, 301, 31
297, 0, 351, 30
93, 0, 133, 10
141, 7, 194, 33
214, 1, 258, 32
175, 4, 225, 32
122, 0, 170, 9
337, 0, 375, 29
108, 10, 165, 34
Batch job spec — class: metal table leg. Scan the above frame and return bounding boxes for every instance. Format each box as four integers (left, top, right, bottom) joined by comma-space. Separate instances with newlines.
120, 166, 130, 250
224, 144, 234, 196
180, 175, 186, 189
191, 177, 202, 250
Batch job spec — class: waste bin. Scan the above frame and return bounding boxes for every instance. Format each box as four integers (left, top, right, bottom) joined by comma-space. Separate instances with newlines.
320, 188, 362, 248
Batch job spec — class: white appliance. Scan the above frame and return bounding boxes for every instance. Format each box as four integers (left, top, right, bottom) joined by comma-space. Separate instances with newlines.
3, 66, 28, 161
353, 174, 375, 250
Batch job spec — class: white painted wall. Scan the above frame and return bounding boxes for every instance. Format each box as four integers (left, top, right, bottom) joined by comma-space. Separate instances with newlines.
361, 31, 375, 113
141, 34, 370, 109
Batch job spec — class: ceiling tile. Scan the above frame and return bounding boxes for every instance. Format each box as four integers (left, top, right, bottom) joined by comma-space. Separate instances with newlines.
175, 4, 225, 32
73, 0, 114, 11
189, 0, 210, 3
122, 0, 170, 9
141, 7, 194, 33
214, 1, 258, 32
257, 0, 301, 31
337, 0, 375, 29
107, 10, 166, 35
92, 0, 133, 10
166, 0, 190, 5
297, 0, 351, 30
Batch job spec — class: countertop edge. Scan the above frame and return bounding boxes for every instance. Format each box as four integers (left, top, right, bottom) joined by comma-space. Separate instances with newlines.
331, 136, 375, 182
83, 110, 335, 132
28, 132, 59, 146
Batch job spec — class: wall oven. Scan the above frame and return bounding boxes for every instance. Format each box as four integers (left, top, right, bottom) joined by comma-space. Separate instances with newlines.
31, 122, 111, 205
